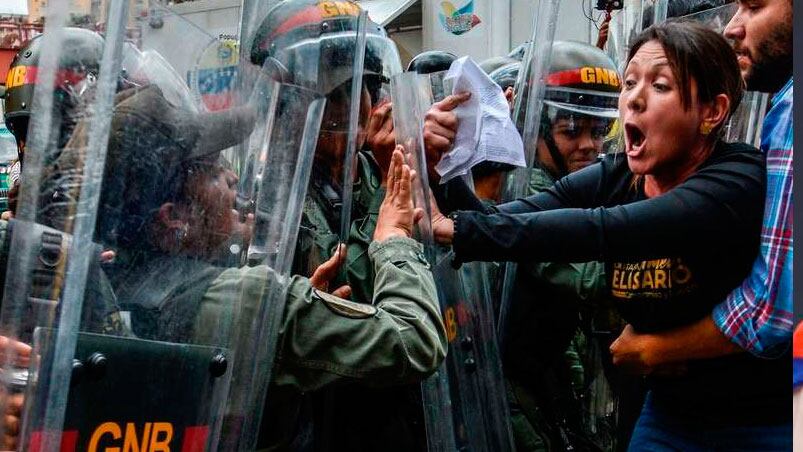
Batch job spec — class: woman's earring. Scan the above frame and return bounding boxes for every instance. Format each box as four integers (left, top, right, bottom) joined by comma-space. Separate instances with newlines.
175, 224, 188, 244
700, 122, 713, 136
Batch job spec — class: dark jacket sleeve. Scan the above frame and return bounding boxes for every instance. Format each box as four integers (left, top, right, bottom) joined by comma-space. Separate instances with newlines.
453, 144, 766, 264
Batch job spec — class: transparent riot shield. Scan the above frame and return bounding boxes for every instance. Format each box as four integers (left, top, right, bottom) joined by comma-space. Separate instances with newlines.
678, 3, 770, 148
606, 0, 647, 70
501, 2, 636, 451
391, 71, 513, 452
500, 0, 561, 358
247, 7, 370, 284
0, 3, 325, 451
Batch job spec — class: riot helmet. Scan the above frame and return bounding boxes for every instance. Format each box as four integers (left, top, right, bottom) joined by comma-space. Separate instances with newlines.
479, 56, 517, 75
249, 0, 402, 251
1, 28, 104, 164
537, 40, 620, 178
406, 50, 457, 74
508, 42, 529, 61
250, 0, 401, 106
489, 62, 520, 91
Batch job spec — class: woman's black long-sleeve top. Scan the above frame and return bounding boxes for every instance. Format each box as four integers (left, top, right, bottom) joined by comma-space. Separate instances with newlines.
437, 140, 790, 425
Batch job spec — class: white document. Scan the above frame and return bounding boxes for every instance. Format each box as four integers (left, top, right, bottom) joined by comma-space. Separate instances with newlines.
435, 56, 525, 184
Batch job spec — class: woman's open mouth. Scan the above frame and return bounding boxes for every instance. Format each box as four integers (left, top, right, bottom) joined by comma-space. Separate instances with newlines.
624, 122, 646, 157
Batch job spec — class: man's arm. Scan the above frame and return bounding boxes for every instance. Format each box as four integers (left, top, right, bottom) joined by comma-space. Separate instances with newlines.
610, 317, 742, 373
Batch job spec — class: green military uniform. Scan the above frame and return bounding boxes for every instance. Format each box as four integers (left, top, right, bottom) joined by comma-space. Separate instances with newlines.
506, 166, 609, 452
292, 154, 434, 452
194, 236, 444, 389
294, 151, 384, 304
106, 234, 444, 450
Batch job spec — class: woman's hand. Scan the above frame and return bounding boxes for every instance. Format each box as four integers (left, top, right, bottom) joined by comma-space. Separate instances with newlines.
309, 244, 352, 299
374, 146, 423, 242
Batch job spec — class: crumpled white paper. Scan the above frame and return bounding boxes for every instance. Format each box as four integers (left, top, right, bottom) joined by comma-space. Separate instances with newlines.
435, 56, 525, 184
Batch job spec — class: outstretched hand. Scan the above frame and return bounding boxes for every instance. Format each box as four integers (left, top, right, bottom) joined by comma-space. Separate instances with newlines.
310, 244, 352, 299
374, 146, 424, 242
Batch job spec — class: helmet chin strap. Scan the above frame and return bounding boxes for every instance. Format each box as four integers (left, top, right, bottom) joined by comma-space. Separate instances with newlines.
541, 123, 570, 179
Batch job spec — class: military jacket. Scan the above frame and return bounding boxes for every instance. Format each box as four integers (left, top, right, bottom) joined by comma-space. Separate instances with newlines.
195, 236, 446, 391
294, 152, 384, 304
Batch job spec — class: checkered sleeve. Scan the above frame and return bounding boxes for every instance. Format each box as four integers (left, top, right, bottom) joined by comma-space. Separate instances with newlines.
713, 79, 794, 357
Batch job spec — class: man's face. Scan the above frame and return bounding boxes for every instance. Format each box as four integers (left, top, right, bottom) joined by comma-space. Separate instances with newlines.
724, 0, 793, 92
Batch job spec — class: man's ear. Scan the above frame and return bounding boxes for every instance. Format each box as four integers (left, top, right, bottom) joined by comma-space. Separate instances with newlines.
702, 93, 731, 131
156, 203, 184, 230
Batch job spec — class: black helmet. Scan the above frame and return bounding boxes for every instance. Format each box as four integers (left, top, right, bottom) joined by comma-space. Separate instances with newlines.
479, 56, 517, 75
2, 28, 104, 150
406, 50, 457, 74
249, 0, 400, 99
489, 62, 520, 91
508, 42, 529, 61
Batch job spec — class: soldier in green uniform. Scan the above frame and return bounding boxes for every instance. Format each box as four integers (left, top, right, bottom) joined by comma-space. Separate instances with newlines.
248, 1, 402, 306
39, 75, 445, 449
249, 3, 434, 449
503, 41, 623, 451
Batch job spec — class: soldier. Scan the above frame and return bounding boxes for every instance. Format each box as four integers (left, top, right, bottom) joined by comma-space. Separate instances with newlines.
249, 0, 402, 305
1, 28, 105, 219
26, 77, 446, 450
504, 41, 622, 452
423, 40, 624, 450
249, 2, 436, 450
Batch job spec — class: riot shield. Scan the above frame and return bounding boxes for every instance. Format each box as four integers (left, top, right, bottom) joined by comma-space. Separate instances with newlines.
391, 71, 513, 452
0, 3, 326, 451
499, 3, 638, 451
248, 4, 370, 282
606, 0, 647, 70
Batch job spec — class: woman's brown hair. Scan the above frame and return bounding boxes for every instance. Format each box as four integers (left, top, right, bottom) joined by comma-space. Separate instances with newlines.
627, 20, 744, 139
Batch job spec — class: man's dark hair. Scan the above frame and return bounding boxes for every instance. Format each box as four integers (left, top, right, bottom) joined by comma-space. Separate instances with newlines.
628, 20, 743, 136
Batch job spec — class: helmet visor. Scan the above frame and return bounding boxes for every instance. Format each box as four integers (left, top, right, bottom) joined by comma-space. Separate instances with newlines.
544, 86, 619, 118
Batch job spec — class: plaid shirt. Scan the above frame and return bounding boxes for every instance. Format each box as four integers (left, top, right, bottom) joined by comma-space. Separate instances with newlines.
713, 78, 794, 356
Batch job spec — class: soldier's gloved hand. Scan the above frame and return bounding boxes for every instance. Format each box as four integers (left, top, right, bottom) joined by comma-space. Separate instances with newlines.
423, 92, 471, 184
374, 146, 424, 243
366, 101, 396, 182
310, 244, 352, 299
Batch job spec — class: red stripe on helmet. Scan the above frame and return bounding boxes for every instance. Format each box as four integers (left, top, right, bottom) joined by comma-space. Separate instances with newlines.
8, 66, 90, 90
545, 69, 584, 87
269, 2, 361, 43
271, 7, 325, 41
